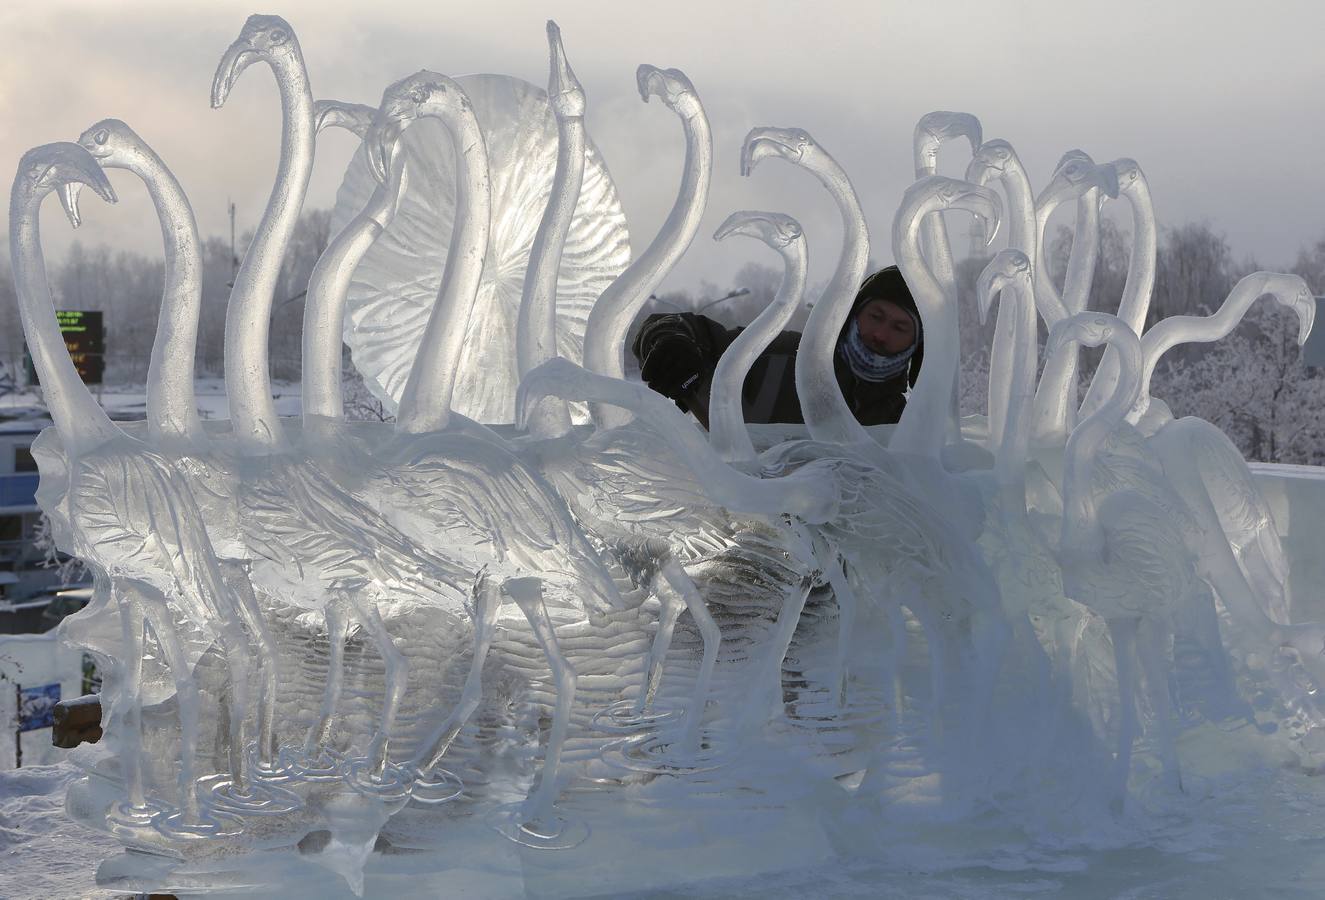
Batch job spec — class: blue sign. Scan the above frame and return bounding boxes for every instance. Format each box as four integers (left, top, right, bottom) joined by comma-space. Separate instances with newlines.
18, 682, 60, 732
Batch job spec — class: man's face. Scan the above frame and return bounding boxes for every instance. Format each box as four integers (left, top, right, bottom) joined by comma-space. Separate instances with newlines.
856, 299, 917, 355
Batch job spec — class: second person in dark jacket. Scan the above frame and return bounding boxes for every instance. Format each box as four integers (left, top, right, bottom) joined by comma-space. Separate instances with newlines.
631, 266, 923, 430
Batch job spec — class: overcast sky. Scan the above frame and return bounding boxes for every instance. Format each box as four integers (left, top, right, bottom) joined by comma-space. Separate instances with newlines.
3, 0, 1324, 296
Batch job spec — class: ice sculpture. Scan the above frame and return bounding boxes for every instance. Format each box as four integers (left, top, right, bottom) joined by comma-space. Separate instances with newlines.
1131, 271, 1315, 425
582, 65, 711, 428
1050, 312, 1190, 809
332, 73, 630, 424
708, 211, 807, 464
302, 99, 408, 423
212, 14, 314, 454
14, 12, 1325, 897
891, 176, 1001, 459
75, 120, 205, 447
15, 144, 266, 836
1079, 158, 1157, 419
741, 127, 869, 450
1030, 153, 1121, 442
967, 139, 1037, 452
517, 22, 586, 440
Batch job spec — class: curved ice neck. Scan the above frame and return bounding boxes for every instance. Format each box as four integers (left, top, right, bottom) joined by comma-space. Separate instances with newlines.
582, 105, 711, 427
302, 149, 404, 423
10, 189, 120, 456
915, 156, 956, 302
1031, 193, 1102, 443
1032, 199, 1071, 327
1133, 273, 1275, 420
794, 154, 871, 448
516, 108, 585, 440
989, 278, 1036, 483
225, 56, 314, 453
121, 149, 205, 447
1116, 181, 1156, 335
710, 240, 806, 463
1079, 181, 1155, 418
1030, 337, 1079, 446
1060, 332, 1142, 558
1001, 163, 1037, 260
890, 201, 954, 460
1031, 191, 1100, 443
1063, 190, 1100, 314
396, 108, 491, 435
987, 167, 1037, 457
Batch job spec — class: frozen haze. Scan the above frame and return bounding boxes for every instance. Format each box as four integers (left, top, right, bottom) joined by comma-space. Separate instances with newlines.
3, 0, 1325, 293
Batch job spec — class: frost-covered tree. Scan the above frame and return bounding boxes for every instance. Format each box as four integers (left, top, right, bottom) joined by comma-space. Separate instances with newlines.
1151, 301, 1325, 464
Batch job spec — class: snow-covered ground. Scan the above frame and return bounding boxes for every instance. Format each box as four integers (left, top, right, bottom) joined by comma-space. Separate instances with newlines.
0, 754, 123, 900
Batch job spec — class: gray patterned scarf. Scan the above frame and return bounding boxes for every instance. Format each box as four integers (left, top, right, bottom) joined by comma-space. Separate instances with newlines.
838, 318, 917, 383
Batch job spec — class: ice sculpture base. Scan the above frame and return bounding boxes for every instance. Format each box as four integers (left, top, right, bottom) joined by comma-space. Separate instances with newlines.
79, 770, 838, 898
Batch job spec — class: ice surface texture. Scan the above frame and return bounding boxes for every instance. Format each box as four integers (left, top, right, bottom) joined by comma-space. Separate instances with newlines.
11, 11, 1325, 897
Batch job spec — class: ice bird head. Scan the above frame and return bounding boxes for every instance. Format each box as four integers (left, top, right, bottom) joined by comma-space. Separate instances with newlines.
914, 111, 982, 177
741, 127, 815, 176
965, 139, 1017, 185
17, 142, 117, 229
1035, 153, 1119, 214
547, 22, 587, 119
368, 70, 469, 184
977, 249, 1032, 327
636, 65, 699, 117
211, 14, 301, 109
1046, 312, 1130, 360
713, 210, 803, 250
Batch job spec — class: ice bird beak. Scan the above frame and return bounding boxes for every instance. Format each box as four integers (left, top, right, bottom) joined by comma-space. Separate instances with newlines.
367, 111, 406, 186
955, 184, 1002, 247
211, 39, 257, 109
741, 128, 800, 177
976, 267, 1004, 327
56, 151, 117, 229
713, 211, 764, 243
59, 182, 84, 228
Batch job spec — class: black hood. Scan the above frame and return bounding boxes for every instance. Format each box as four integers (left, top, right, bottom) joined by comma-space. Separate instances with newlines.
839, 266, 924, 386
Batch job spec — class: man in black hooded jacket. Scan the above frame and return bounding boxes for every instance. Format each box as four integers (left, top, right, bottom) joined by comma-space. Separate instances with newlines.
631, 266, 923, 430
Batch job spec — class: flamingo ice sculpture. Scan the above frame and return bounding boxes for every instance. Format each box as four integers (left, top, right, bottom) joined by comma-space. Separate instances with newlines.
73, 118, 284, 784
212, 14, 314, 453
740, 127, 870, 450
707, 211, 808, 464
914, 112, 982, 445
913, 112, 982, 305
1030, 154, 1122, 443
517, 21, 585, 440
14, 143, 260, 837
1051, 312, 1190, 810
581, 65, 711, 428
891, 176, 1001, 463
1130, 272, 1315, 428
518, 354, 1011, 799
365, 69, 633, 846
212, 18, 474, 791
506, 39, 744, 755
1079, 158, 1157, 419
1127, 274, 1320, 702
302, 98, 408, 426
966, 138, 1038, 453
